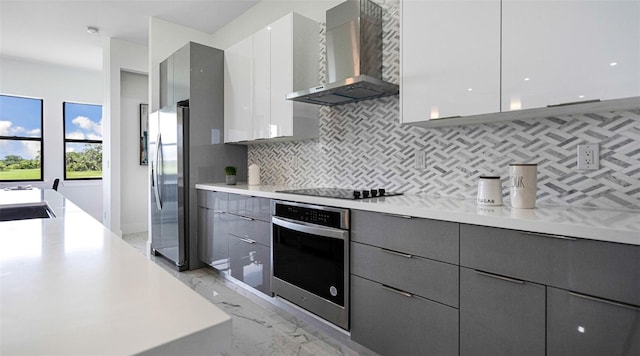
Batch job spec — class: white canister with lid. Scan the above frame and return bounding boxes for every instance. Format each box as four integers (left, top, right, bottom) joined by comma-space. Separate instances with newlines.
477, 176, 503, 206
248, 164, 260, 185
509, 163, 537, 209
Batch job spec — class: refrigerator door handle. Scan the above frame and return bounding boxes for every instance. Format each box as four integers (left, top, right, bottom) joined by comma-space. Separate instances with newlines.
153, 133, 163, 210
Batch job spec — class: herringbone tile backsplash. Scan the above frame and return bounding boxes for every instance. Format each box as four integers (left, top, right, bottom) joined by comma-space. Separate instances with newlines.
248, 0, 640, 210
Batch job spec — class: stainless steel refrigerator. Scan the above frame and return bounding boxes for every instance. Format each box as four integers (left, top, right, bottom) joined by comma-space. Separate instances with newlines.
149, 103, 188, 270
149, 42, 247, 271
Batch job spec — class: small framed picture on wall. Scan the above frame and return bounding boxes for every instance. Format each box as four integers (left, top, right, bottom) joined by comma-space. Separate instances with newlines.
140, 103, 149, 165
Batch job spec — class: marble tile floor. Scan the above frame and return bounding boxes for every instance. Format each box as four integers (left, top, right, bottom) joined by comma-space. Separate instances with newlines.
122, 232, 375, 356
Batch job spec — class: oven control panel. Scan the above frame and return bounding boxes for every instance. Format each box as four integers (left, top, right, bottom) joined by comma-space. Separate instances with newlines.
272, 201, 349, 230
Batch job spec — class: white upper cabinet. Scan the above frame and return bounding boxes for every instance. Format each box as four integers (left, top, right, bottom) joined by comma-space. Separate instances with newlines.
401, 0, 501, 124
401, 0, 640, 127
224, 36, 253, 143
224, 12, 319, 143
252, 27, 271, 140
502, 0, 640, 111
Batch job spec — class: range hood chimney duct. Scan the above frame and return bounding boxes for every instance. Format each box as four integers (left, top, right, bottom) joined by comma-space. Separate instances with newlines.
286, 0, 399, 106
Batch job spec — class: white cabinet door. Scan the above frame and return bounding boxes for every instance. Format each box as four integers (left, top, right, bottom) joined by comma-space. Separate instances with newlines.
502, 0, 640, 111
401, 0, 500, 123
253, 27, 271, 140
270, 13, 294, 138
224, 36, 253, 143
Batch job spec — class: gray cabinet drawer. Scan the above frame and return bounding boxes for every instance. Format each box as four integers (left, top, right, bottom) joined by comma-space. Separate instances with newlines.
228, 194, 271, 221
351, 210, 459, 264
197, 207, 229, 270
460, 224, 640, 306
351, 241, 458, 307
228, 234, 271, 296
547, 286, 640, 356
460, 267, 546, 356
227, 214, 271, 246
197, 190, 227, 210
351, 274, 458, 356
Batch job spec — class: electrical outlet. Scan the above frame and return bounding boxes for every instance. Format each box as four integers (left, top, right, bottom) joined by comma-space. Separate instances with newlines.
414, 151, 426, 169
577, 144, 600, 170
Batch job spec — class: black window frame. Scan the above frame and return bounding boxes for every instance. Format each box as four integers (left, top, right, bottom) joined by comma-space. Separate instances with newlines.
0, 94, 44, 183
62, 101, 103, 181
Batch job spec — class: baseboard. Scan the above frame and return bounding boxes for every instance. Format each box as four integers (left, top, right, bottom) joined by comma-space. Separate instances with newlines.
121, 222, 148, 235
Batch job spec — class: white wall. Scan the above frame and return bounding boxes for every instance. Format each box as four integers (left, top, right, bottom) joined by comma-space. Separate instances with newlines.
0, 56, 104, 221
102, 38, 148, 236
120, 71, 149, 234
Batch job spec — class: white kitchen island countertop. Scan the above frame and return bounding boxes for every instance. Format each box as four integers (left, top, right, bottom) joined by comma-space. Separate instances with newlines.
196, 183, 640, 246
0, 189, 231, 355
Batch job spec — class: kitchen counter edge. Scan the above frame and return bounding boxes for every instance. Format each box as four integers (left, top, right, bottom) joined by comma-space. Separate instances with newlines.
196, 183, 640, 246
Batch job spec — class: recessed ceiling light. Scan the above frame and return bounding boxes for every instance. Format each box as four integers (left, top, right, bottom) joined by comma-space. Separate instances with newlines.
609, 62, 617, 66
87, 26, 99, 35
524, 77, 530, 81
467, 88, 473, 91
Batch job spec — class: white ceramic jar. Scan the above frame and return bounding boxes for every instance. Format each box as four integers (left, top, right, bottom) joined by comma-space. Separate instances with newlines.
509, 163, 537, 209
477, 176, 503, 206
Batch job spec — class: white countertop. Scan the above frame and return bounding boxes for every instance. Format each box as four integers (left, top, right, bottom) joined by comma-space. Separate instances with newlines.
0, 189, 231, 355
196, 183, 640, 246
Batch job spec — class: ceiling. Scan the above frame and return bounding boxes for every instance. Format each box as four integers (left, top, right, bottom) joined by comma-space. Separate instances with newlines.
0, 0, 260, 71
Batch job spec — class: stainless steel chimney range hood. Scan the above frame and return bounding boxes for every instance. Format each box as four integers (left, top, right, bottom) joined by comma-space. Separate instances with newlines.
286, 0, 399, 106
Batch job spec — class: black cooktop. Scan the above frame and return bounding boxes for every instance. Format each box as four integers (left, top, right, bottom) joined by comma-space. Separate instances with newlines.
276, 188, 403, 200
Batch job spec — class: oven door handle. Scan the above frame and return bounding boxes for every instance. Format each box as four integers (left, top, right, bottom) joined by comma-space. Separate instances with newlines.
272, 216, 348, 241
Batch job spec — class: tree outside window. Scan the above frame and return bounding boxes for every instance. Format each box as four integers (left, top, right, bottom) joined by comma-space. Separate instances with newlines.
63, 102, 102, 180
0, 94, 44, 182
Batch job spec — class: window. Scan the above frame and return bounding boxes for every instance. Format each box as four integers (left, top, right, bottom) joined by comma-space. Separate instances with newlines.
0, 94, 44, 182
63, 102, 102, 180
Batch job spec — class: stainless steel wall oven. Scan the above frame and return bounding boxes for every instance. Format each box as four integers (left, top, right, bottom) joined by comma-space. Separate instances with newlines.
271, 200, 350, 330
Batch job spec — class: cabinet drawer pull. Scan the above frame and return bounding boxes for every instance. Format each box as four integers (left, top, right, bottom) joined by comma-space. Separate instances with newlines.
521, 231, 577, 241
381, 248, 413, 259
382, 284, 413, 298
569, 292, 640, 311
547, 99, 600, 107
382, 213, 413, 219
475, 270, 525, 285
213, 210, 226, 214
238, 237, 256, 244
239, 216, 254, 221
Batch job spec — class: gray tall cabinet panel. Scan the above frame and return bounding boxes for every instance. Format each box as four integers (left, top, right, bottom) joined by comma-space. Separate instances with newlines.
159, 42, 247, 270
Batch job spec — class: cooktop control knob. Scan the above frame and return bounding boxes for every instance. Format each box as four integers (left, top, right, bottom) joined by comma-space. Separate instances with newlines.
378, 189, 386, 196
370, 189, 378, 197
362, 190, 370, 198
353, 190, 361, 199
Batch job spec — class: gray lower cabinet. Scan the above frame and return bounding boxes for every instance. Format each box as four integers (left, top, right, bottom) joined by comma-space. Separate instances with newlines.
460, 224, 640, 306
351, 275, 458, 356
198, 191, 272, 295
547, 286, 640, 356
197, 207, 229, 270
460, 267, 546, 356
351, 241, 458, 308
228, 233, 271, 295
228, 193, 271, 221
197, 191, 229, 270
350, 209, 460, 355
225, 193, 272, 296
